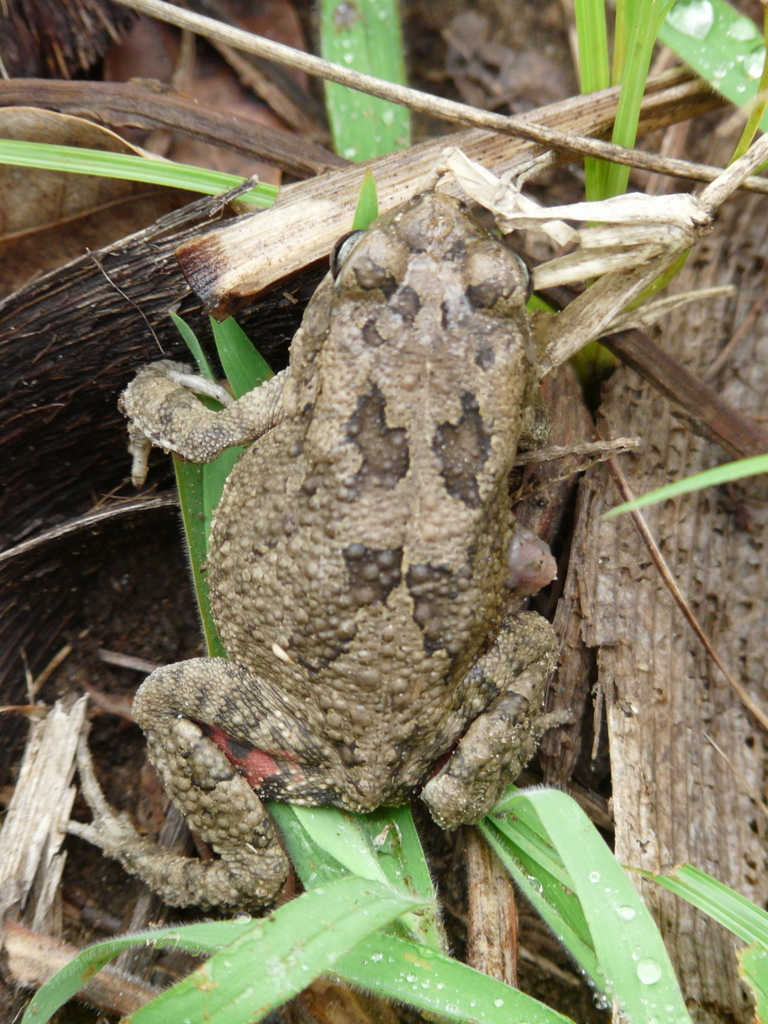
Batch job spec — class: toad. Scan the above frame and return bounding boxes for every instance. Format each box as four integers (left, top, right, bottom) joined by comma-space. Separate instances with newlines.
70, 192, 558, 909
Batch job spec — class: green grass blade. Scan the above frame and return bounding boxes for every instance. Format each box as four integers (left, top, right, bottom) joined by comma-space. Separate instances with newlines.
653, 864, 768, 946
168, 314, 275, 651
270, 802, 442, 951
201, 443, 240, 529
369, 805, 437, 904
21, 919, 264, 1023
173, 456, 227, 657
660, 0, 768, 123
738, 943, 768, 1020
352, 168, 380, 228
210, 315, 273, 396
334, 932, 577, 1024
320, 0, 410, 160
23, 878, 426, 1024
511, 790, 691, 1024
287, 805, 392, 884
169, 311, 218, 380
272, 807, 431, 904
268, 802, 351, 887
168, 312, 228, 656
574, 0, 673, 198
338, 804, 442, 949
479, 811, 602, 987
603, 0, 676, 197
573, 0, 611, 197
731, 13, 768, 159
604, 453, 768, 518
574, 0, 610, 92
190, 315, 275, 628
130, 877, 425, 1023
0, 139, 278, 204
195, 316, 274, 529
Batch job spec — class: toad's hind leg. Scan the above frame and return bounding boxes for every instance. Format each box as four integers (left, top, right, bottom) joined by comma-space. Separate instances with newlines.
69, 658, 292, 910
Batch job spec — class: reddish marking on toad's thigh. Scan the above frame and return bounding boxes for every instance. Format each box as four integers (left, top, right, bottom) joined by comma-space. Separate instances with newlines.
201, 722, 303, 788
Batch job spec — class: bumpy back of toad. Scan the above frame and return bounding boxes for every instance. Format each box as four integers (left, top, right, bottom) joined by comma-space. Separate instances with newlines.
208, 192, 539, 780
285, 191, 536, 551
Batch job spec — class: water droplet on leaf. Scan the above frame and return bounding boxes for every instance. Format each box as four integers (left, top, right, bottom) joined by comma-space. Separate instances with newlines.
666, 0, 714, 40
637, 958, 663, 985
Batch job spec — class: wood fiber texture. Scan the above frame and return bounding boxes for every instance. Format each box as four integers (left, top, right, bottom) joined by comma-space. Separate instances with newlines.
576, 194, 768, 1023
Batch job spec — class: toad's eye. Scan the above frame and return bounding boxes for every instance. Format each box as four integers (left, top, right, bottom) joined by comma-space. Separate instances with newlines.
464, 243, 532, 309
331, 230, 366, 278
501, 244, 534, 302
332, 228, 410, 294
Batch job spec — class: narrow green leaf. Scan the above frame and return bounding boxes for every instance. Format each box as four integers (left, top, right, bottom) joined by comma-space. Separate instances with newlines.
201, 445, 241, 530
23, 878, 424, 1024
604, 453, 768, 518
197, 316, 275, 565
654, 863, 768, 947
352, 169, 379, 229
488, 794, 584, 891
288, 805, 391, 885
480, 812, 602, 988
574, 0, 674, 198
0, 140, 278, 205
366, 805, 436, 905
731, 13, 768, 160
169, 312, 217, 381
738, 943, 768, 1021
130, 877, 424, 1023
268, 802, 351, 889
320, 0, 410, 161
270, 803, 442, 951
334, 932, 577, 1024
168, 313, 275, 644
602, 0, 676, 198
515, 790, 692, 1024
573, 0, 611, 197
210, 316, 273, 398
22, 919, 258, 1023
193, 314, 274, 533
168, 312, 227, 656
574, 0, 610, 92
173, 456, 226, 658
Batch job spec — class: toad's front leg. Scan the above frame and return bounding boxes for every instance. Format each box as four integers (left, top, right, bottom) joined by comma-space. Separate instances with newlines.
69, 658, 295, 910
120, 360, 288, 485
421, 611, 560, 829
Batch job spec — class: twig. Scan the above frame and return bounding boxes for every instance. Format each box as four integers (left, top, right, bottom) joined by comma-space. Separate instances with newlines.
703, 734, 768, 820
4, 922, 160, 1014
98, 648, 160, 675
0, 79, 345, 178
603, 330, 768, 459
514, 437, 641, 466
29, 645, 74, 698
0, 494, 178, 566
90, 252, 163, 353
112, 0, 768, 193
